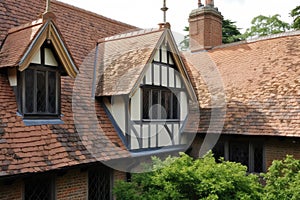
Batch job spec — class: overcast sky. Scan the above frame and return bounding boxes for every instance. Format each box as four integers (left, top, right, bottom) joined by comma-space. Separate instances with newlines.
58, 0, 298, 37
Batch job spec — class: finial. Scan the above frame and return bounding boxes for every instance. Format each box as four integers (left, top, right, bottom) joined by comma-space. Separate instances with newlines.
43, 0, 56, 22
45, 0, 51, 13
205, 0, 214, 7
161, 0, 168, 23
198, 0, 204, 7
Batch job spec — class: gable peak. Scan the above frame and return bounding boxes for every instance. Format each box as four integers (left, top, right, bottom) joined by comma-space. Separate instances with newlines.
43, 0, 56, 22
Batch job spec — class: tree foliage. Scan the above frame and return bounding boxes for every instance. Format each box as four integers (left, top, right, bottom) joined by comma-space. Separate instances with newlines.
291, 6, 300, 30
243, 14, 290, 38
222, 19, 243, 43
114, 153, 262, 200
263, 155, 300, 200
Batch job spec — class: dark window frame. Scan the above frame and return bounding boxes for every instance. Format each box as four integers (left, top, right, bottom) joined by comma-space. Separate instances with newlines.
18, 43, 62, 119
142, 86, 180, 121
24, 175, 55, 200
212, 139, 265, 173
88, 165, 113, 200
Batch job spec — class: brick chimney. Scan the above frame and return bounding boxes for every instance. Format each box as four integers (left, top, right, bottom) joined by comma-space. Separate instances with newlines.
189, 0, 223, 52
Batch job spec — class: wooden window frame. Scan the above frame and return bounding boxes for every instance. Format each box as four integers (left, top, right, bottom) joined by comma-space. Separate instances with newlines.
88, 165, 113, 200
213, 140, 265, 173
18, 44, 62, 119
142, 86, 180, 121
23, 175, 55, 200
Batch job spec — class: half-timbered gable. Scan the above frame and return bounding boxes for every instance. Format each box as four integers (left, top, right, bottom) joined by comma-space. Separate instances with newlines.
95, 28, 197, 152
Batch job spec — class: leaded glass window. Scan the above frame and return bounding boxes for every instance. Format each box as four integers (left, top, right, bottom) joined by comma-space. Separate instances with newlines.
88, 165, 112, 200
18, 44, 61, 118
142, 88, 179, 120
24, 176, 54, 200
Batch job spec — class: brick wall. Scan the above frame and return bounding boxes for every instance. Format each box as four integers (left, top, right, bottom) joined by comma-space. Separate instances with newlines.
265, 137, 300, 169
56, 168, 88, 200
189, 134, 205, 158
113, 170, 126, 181
0, 180, 22, 200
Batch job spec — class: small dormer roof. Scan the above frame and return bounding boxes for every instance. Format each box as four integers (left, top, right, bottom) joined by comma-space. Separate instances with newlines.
0, 18, 78, 78
94, 28, 196, 99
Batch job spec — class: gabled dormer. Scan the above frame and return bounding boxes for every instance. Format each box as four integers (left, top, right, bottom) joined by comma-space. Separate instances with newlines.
0, 14, 78, 122
95, 28, 198, 152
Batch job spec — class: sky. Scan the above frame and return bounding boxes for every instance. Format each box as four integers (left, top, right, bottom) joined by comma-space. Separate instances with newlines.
57, 0, 299, 37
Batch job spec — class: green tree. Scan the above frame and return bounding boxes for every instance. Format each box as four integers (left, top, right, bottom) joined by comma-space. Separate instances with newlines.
114, 153, 262, 200
222, 19, 243, 43
291, 6, 300, 30
244, 14, 290, 38
178, 26, 190, 51
179, 19, 243, 51
263, 155, 300, 200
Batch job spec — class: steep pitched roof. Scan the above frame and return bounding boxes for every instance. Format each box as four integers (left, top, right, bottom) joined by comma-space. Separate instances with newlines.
0, 17, 78, 78
0, 0, 136, 177
0, 0, 137, 66
95, 28, 197, 99
185, 31, 300, 137
0, 20, 43, 68
95, 29, 164, 96
0, 72, 129, 176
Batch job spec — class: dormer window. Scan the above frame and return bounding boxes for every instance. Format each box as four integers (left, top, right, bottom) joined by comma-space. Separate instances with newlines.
18, 44, 62, 119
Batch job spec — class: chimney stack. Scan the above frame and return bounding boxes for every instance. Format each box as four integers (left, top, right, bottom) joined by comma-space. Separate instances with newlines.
189, 0, 223, 52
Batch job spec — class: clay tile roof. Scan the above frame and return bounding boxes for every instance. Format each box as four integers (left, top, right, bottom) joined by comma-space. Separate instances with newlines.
95, 29, 164, 96
0, 19, 43, 68
0, 0, 136, 67
0, 0, 137, 177
0, 72, 131, 177
185, 31, 300, 137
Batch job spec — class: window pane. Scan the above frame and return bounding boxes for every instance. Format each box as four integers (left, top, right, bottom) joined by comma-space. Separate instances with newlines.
36, 70, 46, 113
161, 91, 170, 119
48, 71, 57, 113
172, 93, 179, 119
143, 90, 150, 119
230, 142, 249, 167
88, 166, 111, 200
25, 69, 34, 113
212, 142, 225, 162
25, 177, 52, 200
254, 145, 263, 172
151, 90, 159, 119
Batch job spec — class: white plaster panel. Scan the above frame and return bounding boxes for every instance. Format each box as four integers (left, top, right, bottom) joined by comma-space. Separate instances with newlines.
180, 92, 188, 121
153, 64, 160, 86
161, 66, 168, 87
145, 65, 152, 84
31, 49, 41, 64
111, 96, 126, 133
44, 48, 58, 66
169, 67, 175, 87
158, 124, 171, 147
131, 88, 141, 120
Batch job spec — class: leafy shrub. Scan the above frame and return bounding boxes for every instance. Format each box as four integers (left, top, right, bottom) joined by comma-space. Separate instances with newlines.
263, 155, 300, 200
114, 153, 262, 200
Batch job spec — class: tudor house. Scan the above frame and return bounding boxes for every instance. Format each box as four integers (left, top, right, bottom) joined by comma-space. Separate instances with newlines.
0, 0, 300, 199
0, 0, 199, 199
95, 28, 198, 152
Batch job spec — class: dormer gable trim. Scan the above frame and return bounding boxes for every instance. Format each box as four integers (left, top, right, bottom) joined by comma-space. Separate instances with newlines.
19, 20, 78, 78
130, 29, 197, 101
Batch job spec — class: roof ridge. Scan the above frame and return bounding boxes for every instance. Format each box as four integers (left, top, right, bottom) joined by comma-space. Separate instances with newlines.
8, 19, 43, 35
53, 1, 136, 29
98, 28, 162, 44
213, 30, 300, 50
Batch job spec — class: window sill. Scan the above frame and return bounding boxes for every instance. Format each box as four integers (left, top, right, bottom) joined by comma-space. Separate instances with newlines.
142, 119, 180, 122
23, 119, 64, 126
